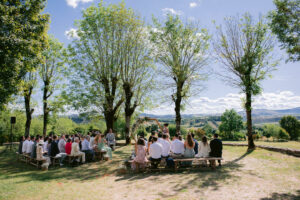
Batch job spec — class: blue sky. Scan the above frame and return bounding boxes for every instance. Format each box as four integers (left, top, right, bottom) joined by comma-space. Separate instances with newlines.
41, 0, 300, 115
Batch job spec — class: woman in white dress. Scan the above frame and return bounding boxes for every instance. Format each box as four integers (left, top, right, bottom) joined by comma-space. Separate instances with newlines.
196, 136, 211, 166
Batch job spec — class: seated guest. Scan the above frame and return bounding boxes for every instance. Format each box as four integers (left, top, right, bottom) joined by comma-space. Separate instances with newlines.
131, 138, 148, 171
58, 135, 66, 153
147, 131, 156, 152
170, 133, 185, 158
22, 136, 30, 154
65, 139, 72, 155
36, 140, 51, 166
71, 137, 85, 163
209, 134, 223, 166
196, 136, 211, 166
18, 136, 25, 154
43, 137, 49, 152
81, 136, 95, 161
106, 128, 116, 151
47, 138, 52, 156
182, 134, 195, 166
31, 135, 40, 158
149, 136, 163, 168
157, 132, 164, 145
97, 134, 112, 159
161, 134, 171, 158
191, 133, 199, 155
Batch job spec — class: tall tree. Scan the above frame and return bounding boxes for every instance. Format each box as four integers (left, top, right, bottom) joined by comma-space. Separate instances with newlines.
119, 17, 154, 144
269, 0, 300, 62
0, 0, 49, 108
279, 115, 300, 140
213, 14, 278, 149
22, 71, 37, 137
150, 15, 210, 134
68, 2, 145, 132
40, 36, 66, 136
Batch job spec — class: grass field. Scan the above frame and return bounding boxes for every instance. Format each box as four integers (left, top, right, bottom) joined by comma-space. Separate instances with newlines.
0, 145, 300, 200
224, 140, 300, 150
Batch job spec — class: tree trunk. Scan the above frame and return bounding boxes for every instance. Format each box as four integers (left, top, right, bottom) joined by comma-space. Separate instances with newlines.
104, 112, 115, 134
24, 87, 33, 137
245, 91, 255, 149
174, 84, 182, 134
125, 115, 131, 145
43, 82, 48, 137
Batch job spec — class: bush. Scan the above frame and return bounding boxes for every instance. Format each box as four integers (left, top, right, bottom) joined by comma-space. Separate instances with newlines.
168, 124, 187, 137
278, 128, 290, 140
220, 131, 245, 141
189, 127, 205, 140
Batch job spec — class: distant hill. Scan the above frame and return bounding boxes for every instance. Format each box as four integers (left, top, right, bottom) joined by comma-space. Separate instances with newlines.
239, 107, 300, 117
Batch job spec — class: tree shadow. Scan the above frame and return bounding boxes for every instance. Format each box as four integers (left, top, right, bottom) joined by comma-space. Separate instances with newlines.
260, 190, 300, 200
115, 149, 254, 198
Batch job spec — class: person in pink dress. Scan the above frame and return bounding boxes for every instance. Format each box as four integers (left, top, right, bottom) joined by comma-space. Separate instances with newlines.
132, 138, 148, 171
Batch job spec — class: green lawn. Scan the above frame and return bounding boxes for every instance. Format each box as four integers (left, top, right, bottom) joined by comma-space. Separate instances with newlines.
224, 140, 300, 150
0, 145, 300, 200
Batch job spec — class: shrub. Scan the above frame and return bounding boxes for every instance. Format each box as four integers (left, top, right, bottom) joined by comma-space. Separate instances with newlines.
169, 124, 187, 137
278, 128, 290, 140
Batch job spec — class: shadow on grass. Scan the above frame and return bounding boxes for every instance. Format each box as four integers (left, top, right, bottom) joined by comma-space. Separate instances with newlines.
0, 146, 130, 183
115, 149, 254, 198
260, 190, 300, 200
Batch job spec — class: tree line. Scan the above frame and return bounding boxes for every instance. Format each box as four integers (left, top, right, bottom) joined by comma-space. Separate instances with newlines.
0, 0, 299, 149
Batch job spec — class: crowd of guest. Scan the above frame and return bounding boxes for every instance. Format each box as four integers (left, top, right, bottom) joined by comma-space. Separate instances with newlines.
131, 129, 223, 170
18, 129, 116, 167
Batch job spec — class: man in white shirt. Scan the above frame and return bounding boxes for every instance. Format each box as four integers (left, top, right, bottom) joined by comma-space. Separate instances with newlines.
161, 134, 171, 158
157, 132, 164, 146
149, 136, 163, 168
58, 135, 66, 153
171, 133, 185, 158
22, 136, 30, 154
25, 136, 34, 154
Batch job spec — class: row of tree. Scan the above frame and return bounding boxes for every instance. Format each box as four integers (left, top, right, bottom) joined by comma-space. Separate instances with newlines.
218, 109, 300, 141
1, 0, 299, 148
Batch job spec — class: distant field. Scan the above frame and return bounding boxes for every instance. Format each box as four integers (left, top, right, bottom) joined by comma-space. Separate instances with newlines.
225, 141, 300, 150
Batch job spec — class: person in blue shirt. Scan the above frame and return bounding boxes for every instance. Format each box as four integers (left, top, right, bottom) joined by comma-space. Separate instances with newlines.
191, 133, 199, 155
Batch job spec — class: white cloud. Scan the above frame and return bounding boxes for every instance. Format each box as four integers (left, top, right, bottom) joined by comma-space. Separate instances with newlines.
190, 2, 198, 8
162, 8, 183, 16
65, 28, 79, 40
145, 91, 300, 115
66, 0, 94, 8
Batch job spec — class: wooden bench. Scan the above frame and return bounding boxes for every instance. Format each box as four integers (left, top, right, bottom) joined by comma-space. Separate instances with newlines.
127, 157, 223, 172
95, 150, 107, 161
65, 154, 82, 165
50, 156, 61, 167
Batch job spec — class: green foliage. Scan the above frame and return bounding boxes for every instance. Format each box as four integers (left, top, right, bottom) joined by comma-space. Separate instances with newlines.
145, 124, 159, 133
189, 127, 206, 140
0, 0, 49, 108
203, 123, 216, 137
269, 0, 300, 61
279, 128, 290, 140
169, 124, 187, 137
279, 115, 300, 140
114, 118, 126, 139
262, 124, 288, 140
219, 109, 244, 140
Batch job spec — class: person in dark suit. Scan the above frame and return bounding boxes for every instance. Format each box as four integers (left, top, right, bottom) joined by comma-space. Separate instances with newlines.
50, 135, 60, 157
209, 133, 223, 166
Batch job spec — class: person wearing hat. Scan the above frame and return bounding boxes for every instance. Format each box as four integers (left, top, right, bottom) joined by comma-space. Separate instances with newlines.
36, 140, 51, 166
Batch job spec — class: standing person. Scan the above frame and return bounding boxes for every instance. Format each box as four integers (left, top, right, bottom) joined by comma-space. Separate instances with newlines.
210, 134, 223, 166
18, 136, 25, 154
43, 137, 49, 152
182, 134, 195, 166
163, 123, 169, 136
170, 133, 185, 158
58, 135, 66, 153
71, 137, 86, 163
89, 133, 96, 150
149, 136, 163, 169
22, 136, 30, 154
131, 138, 148, 171
25, 136, 35, 155
97, 134, 112, 159
106, 129, 116, 151
191, 133, 199, 155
